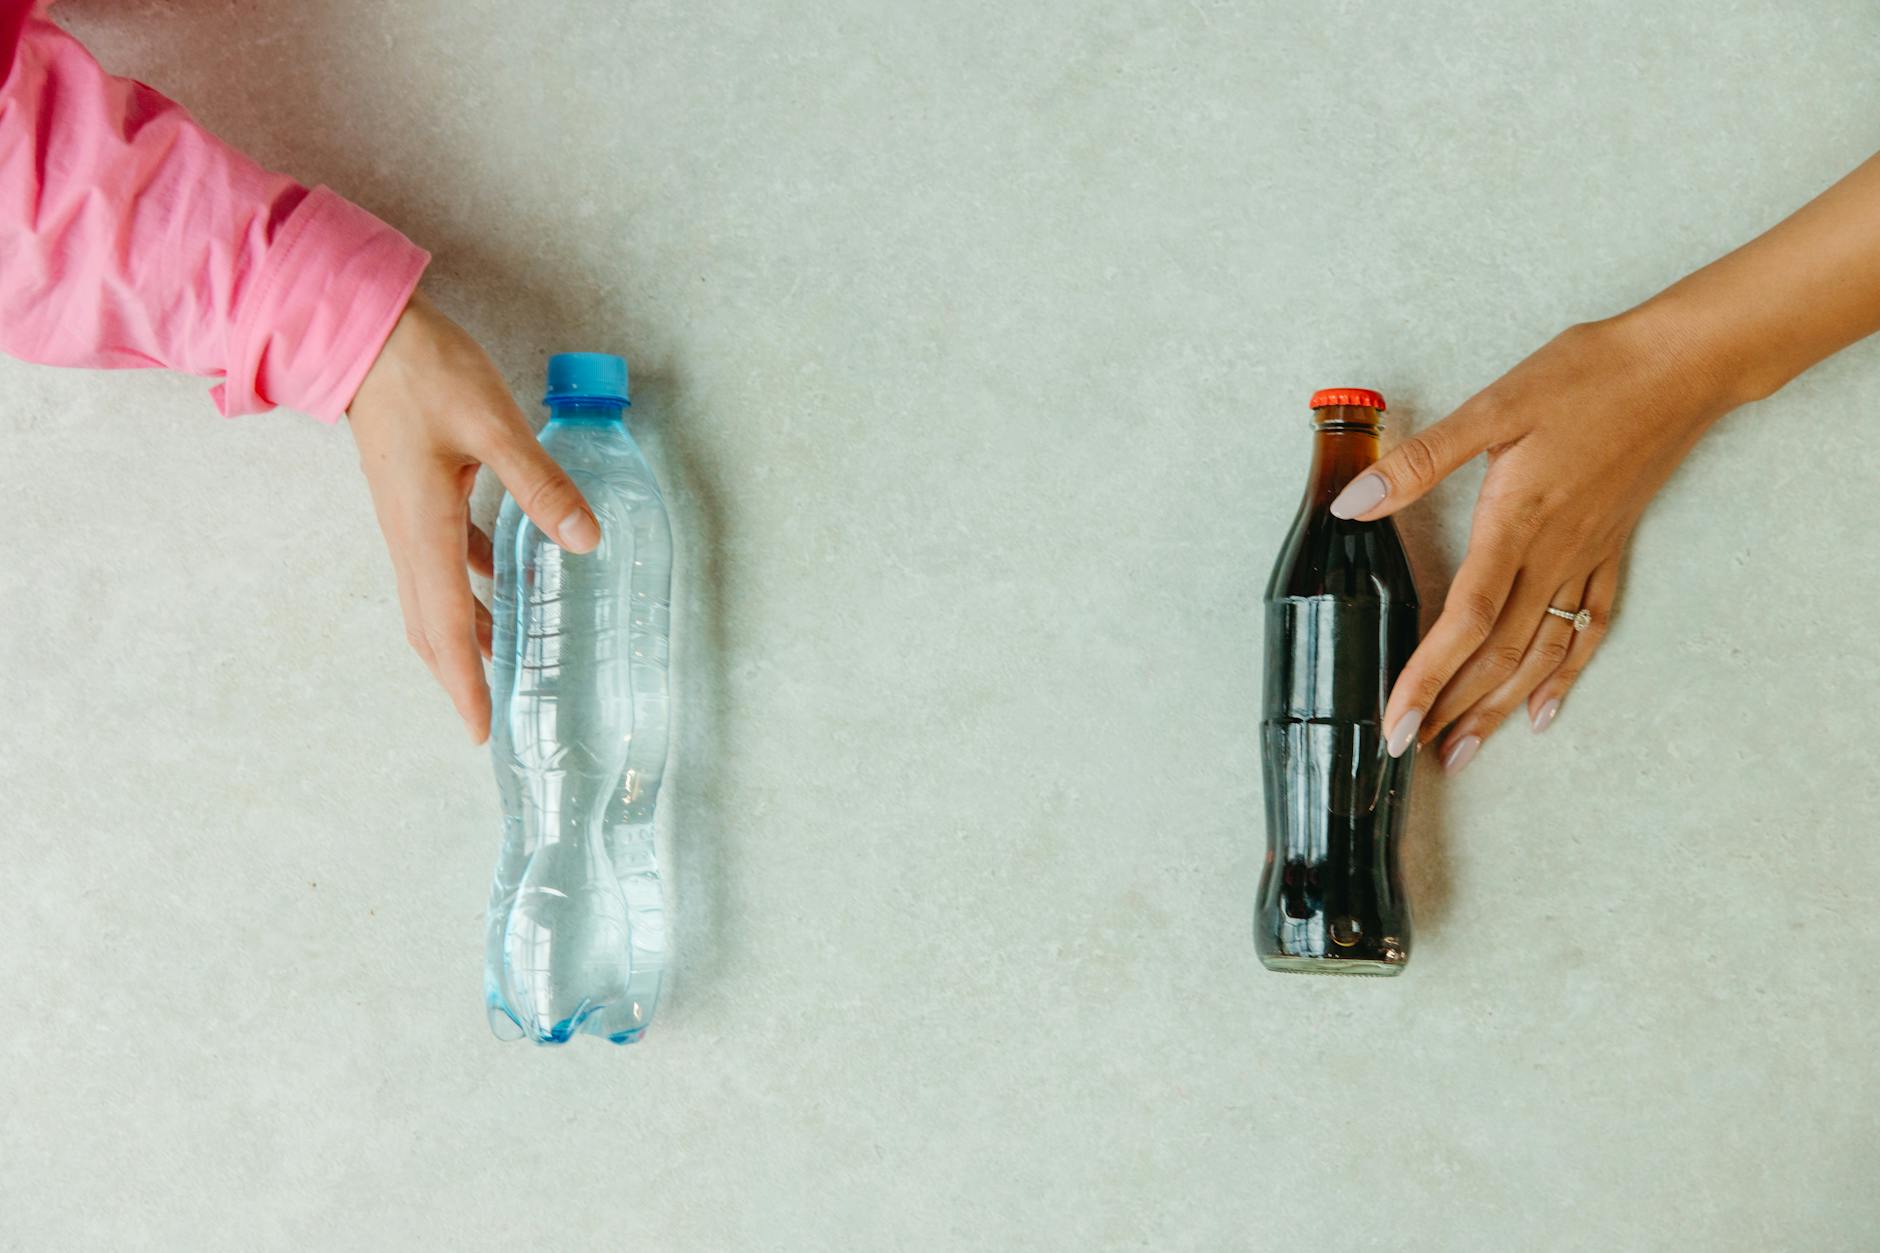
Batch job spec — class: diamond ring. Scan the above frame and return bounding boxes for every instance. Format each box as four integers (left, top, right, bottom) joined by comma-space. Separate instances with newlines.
1546, 606, 1593, 632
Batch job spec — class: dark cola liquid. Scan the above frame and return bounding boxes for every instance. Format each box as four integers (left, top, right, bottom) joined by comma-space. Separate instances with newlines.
1257, 409, 1420, 975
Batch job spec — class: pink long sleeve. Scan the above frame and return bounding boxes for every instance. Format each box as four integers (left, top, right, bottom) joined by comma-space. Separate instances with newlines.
0, 7, 429, 420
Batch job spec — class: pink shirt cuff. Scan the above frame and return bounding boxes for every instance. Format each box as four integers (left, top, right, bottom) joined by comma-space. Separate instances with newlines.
211, 185, 429, 422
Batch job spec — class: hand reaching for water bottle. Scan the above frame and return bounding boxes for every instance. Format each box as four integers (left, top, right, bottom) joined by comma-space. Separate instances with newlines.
1333, 150, 1880, 774
0, 12, 607, 747
348, 292, 602, 744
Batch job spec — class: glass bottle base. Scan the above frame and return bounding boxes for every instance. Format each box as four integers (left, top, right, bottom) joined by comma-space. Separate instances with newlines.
1259, 955, 1406, 977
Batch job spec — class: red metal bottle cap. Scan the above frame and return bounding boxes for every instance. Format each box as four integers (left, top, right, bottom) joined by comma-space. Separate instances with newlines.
1309, 388, 1386, 412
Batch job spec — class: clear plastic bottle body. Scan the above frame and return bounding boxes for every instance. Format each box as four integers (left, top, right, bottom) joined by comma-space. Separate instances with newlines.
485, 402, 672, 1043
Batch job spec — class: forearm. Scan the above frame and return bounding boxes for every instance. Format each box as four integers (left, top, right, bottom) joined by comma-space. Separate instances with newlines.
1633, 150, 1880, 410
0, 14, 427, 419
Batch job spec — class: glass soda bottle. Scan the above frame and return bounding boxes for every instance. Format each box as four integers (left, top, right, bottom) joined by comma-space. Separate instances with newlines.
1256, 388, 1420, 975
484, 352, 674, 1043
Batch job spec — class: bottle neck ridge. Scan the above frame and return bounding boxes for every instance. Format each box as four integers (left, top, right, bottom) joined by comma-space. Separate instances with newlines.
1305, 406, 1382, 504
548, 399, 627, 423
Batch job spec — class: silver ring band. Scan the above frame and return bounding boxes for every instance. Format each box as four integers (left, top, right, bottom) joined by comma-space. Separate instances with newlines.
1546, 606, 1592, 632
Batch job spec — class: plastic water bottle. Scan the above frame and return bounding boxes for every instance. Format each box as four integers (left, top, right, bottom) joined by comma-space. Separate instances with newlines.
484, 353, 673, 1045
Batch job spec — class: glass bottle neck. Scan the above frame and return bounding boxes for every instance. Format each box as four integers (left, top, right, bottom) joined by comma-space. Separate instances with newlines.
1305, 406, 1381, 506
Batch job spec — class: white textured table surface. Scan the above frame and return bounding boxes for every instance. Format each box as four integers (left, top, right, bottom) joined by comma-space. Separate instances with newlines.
5, 3, 1879, 1249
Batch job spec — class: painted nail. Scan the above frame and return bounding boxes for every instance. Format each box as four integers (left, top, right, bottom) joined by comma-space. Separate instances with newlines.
1443, 735, 1481, 776
560, 510, 601, 553
1329, 473, 1388, 520
1386, 709, 1423, 758
1531, 699, 1561, 734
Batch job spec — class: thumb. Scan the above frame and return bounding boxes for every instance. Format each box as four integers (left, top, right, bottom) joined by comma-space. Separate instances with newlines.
482, 426, 601, 553
1329, 403, 1496, 520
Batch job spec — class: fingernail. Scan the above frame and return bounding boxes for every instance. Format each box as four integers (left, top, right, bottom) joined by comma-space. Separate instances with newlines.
1386, 709, 1422, 758
559, 510, 600, 553
1531, 699, 1561, 734
1329, 473, 1388, 520
1443, 735, 1481, 775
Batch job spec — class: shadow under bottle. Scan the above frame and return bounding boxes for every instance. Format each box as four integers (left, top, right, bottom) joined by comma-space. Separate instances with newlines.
1256, 391, 1420, 976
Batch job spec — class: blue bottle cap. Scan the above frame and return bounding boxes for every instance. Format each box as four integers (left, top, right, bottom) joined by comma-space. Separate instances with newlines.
545, 352, 630, 406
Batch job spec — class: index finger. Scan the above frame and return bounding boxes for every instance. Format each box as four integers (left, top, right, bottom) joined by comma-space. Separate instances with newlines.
475, 418, 600, 554
1381, 517, 1529, 756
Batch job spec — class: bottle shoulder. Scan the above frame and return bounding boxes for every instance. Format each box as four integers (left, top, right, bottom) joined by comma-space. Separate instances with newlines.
494, 441, 669, 551
538, 422, 648, 463
1266, 505, 1419, 605
534, 427, 666, 499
